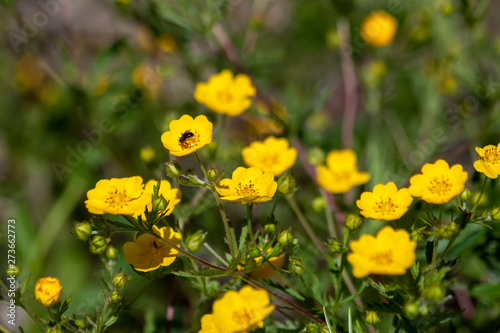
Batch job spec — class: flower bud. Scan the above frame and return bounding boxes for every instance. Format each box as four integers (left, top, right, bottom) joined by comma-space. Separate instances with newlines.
110, 290, 123, 303
326, 238, 343, 254
278, 229, 294, 245
438, 222, 459, 240
35, 277, 63, 307
419, 304, 429, 316
345, 214, 363, 231
422, 285, 445, 301
411, 229, 426, 243
74, 222, 92, 241
491, 208, 500, 221
249, 247, 261, 259
307, 147, 325, 166
165, 161, 182, 177
186, 230, 207, 252
113, 273, 129, 289
460, 188, 471, 201
326, 29, 340, 49
207, 167, 218, 182
7, 264, 21, 277
263, 223, 276, 233
140, 146, 155, 163
312, 196, 326, 213
105, 246, 119, 260
404, 301, 419, 320
289, 256, 305, 275
152, 195, 168, 212
89, 235, 107, 254
46, 328, 63, 333
73, 318, 87, 328
365, 311, 380, 325
277, 173, 295, 195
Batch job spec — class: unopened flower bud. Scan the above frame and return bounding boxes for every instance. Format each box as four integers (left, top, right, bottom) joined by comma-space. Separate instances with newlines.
411, 229, 426, 243
438, 222, 459, 240
419, 304, 429, 316
404, 301, 419, 319
7, 264, 21, 277
491, 208, 500, 221
113, 273, 129, 289
277, 173, 295, 195
365, 311, 380, 325
423, 285, 445, 301
326, 238, 343, 254
46, 328, 63, 333
289, 256, 305, 275
249, 247, 261, 259
263, 223, 276, 233
74, 222, 92, 241
73, 318, 86, 328
186, 230, 207, 252
140, 146, 155, 163
307, 147, 325, 166
460, 188, 472, 201
89, 235, 107, 254
207, 167, 218, 182
278, 229, 294, 245
312, 197, 326, 213
441, 3, 453, 15
152, 195, 168, 212
346, 214, 363, 231
166, 161, 182, 177
105, 246, 119, 260
110, 290, 123, 303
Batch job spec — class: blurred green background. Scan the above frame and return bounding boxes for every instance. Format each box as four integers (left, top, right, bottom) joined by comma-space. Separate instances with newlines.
1, 0, 500, 332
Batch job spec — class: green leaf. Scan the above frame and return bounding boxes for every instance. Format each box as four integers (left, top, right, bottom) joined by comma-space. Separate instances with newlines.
470, 283, 500, 301
104, 315, 119, 328
173, 268, 228, 278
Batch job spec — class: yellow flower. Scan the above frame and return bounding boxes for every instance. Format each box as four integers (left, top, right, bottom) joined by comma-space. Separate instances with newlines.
317, 149, 370, 194
242, 137, 297, 176
474, 143, 500, 179
361, 10, 398, 47
123, 225, 181, 272
216, 167, 277, 203
35, 277, 63, 307
239, 248, 286, 280
198, 285, 274, 333
409, 159, 468, 204
356, 182, 413, 221
143, 180, 181, 216
161, 115, 213, 156
194, 69, 256, 116
347, 226, 416, 278
85, 176, 150, 217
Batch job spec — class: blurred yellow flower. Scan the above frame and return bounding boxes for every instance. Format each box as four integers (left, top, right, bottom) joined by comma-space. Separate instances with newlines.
133, 62, 162, 97
85, 176, 150, 217
123, 225, 181, 272
198, 285, 274, 333
347, 226, 416, 278
140, 146, 156, 163
194, 69, 256, 116
361, 10, 398, 47
474, 143, 500, 179
35, 277, 63, 307
356, 182, 413, 221
242, 137, 297, 176
143, 180, 181, 216
161, 115, 213, 156
216, 167, 277, 203
317, 149, 370, 194
409, 159, 468, 204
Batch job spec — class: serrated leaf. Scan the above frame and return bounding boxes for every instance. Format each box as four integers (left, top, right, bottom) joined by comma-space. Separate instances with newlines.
173, 268, 228, 278
239, 226, 249, 252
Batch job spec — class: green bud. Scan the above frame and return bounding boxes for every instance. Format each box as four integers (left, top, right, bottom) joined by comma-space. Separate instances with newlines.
438, 222, 459, 240
404, 301, 419, 320
73, 318, 86, 328
165, 161, 182, 177
46, 327, 63, 333
249, 247, 261, 259
110, 290, 123, 303
491, 208, 500, 221
307, 147, 325, 166
278, 229, 294, 245
326, 28, 340, 49
74, 222, 92, 241
289, 256, 305, 275
423, 285, 445, 301
303, 323, 319, 333
152, 195, 168, 212
471, 191, 488, 206
263, 223, 276, 233
365, 311, 380, 325
460, 188, 472, 201
207, 167, 218, 182
277, 172, 295, 195
441, 3, 453, 15
312, 196, 326, 213
345, 214, 363, 231
7, 264, 21, 277
105, 246, 119, 260
411, 229, 426, 243
186, 230, 207, 252
326, 238, 343, 254
113, 273, 129, 289
89, 235, 108, 254
419, 304, 429, 316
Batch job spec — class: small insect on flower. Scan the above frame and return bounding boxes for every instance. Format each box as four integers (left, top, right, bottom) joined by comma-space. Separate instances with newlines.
179, 130, 194, 144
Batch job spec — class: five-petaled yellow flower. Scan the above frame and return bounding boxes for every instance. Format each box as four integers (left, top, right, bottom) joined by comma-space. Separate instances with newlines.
194, 69, 256, 116
161, 115, 213, 156
356, 182, 413, 221
361, 10, 398, 47
85, 176, 150, 217
143, 179, 181, 216
317, 149, 370, 194
123, 225, 181, 272
35, 277, 63, 307
198, 285, 274, 333
409, 159, 468, 204
216, 167, 277, 204
242, 137, 297, 176
347, 226, 416, 278
474, 143, 500, 179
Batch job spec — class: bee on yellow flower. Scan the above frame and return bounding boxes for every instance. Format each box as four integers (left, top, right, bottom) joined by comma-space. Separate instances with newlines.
161, 115, 213, 156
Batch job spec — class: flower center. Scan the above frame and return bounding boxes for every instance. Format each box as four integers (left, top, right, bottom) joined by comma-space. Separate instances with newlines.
105, 186, 130, 209
480, 148, 500, 163
236, 181, 258, 197
427, 175, 452, 197
372, 197, 399, 216
216, 90, 234, 103
260, 153, 280, 166
232, 308, 257, 330
148, 240, 166, 258
178, 130, 201, 150
370, 251, 393, 266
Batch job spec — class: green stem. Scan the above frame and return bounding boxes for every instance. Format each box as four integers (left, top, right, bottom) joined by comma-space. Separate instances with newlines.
471, 177, 488, 213
19, 304, 45, 332
203, 242, 229, 266
430, 205, 443, 281
321, 188, 340, 240
247, 203, 254, 241
334, 228, 350, 306
270, 193, 280, 216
